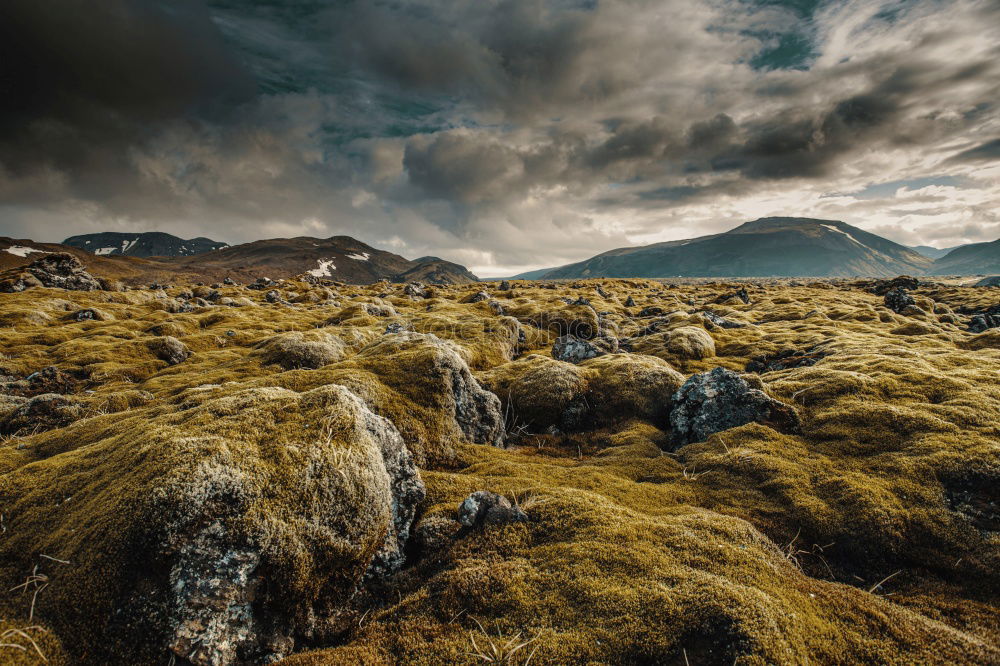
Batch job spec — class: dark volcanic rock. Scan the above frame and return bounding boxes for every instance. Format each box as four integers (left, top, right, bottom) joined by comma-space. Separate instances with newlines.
715, 288, 750, 304
701, 311, 748, 329
872, 275, 921, 296
968, 305, 1000, 333
457, 491, 528, 528
668, 367, 800, 448
884, 287, 916, 314
746, 346, 828, 373
1, 366, 81, 397
0, 393, 84, 435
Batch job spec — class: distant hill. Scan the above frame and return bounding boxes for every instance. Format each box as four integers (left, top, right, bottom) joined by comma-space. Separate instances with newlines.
540, 217, 933, 279
931, 239, 1000, 275
63, 232, 228, 257
166, 237, 479, 284
0, 235, 478, 285
510, 266, 565, 280
910, 244, 965, 260
397, 257, 480, 284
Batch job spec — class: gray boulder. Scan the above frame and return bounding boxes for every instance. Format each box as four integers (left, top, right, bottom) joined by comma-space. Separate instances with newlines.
551, 334, 617, 363
668, 367, 800, 448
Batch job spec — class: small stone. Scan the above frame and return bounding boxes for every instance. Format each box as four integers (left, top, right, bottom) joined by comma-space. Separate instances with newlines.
149, 336, 191, 365
457, 491, 528, 528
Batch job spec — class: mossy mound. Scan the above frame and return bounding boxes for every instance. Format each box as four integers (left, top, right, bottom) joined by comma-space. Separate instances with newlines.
255, 330, 348, 369
481, 352, 688, 434
0, 384, 424, 664
630, 325, 717, 366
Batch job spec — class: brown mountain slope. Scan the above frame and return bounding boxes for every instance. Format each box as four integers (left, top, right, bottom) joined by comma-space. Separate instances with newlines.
0, 236, 478, 285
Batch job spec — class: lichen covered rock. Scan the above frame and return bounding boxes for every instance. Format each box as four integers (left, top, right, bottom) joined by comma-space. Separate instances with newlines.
551, 334, 616, 363
669, 367, 800, 447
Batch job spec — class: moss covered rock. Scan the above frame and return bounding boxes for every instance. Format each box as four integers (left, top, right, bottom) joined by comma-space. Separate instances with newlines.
0, 385, 425, 664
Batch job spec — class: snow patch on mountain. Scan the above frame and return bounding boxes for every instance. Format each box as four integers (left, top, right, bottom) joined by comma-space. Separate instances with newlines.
4, 246, 48, 257
307, 259, 337, 277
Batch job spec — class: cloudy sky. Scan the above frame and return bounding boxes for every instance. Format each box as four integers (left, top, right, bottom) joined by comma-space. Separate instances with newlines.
1, 0, 998, 275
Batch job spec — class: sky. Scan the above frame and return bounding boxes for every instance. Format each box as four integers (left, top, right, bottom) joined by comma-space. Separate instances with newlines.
0, 0, 998, 275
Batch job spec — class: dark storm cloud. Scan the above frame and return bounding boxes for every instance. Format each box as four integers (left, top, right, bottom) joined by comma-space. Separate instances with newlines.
0, 0, 254, 178
948, 139, 1000, 163
0, 0, 998, 272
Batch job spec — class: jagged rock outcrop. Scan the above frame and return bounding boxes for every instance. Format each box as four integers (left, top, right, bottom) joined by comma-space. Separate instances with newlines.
0, 253, 103, 292
884, 287, 916, 314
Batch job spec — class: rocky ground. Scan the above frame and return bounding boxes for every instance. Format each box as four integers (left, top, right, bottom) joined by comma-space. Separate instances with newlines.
0, 257, 998, 664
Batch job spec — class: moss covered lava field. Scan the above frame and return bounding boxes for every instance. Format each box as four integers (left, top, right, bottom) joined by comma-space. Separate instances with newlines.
0, 274, 998, 664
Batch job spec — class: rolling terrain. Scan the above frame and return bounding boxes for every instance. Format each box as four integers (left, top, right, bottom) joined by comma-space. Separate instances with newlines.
0, 270, 997, 664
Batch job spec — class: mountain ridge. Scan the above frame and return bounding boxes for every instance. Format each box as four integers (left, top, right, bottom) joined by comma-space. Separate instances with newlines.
932, 239, 1000, 275
0, 235, 479, 285
63, 231, 229, 258
531, 217, 936, 279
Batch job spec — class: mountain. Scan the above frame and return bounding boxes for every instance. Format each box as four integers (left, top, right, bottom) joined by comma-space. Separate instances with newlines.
540, 217, 934, 279
397, 257, 480, 284
910, 244, 965, 260
931, 239, 1000, 275
165, 237, 479, 284
0, 235, 478, 285
63, 232, 228, 257
510, 266, 565, 280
